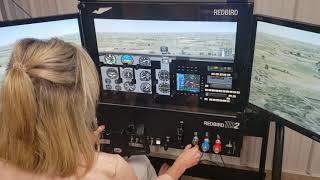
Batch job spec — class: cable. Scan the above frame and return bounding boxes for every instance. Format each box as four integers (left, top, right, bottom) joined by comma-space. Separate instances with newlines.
11, 0, 32, 18
219, 154, 225, 167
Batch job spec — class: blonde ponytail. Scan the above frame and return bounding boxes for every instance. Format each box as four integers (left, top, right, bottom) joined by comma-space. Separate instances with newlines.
0, 66, 38, 168
0, 38, 100, 177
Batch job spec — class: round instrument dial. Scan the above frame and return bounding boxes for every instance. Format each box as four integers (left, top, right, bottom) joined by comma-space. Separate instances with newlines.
122, 69, 133, 80
124, 81, 136, 92
104, 54, 117, 65
140, 70, 151, 81
140, 82, 151, 93
139, 56, 151, 66
158, 82, 170, 93
105, 78, 111, 84
105, 85, 112, 90
158, 70, 169, 81
106, 68, 118, 79
115, 85, 122, 91
121, 55, 134, 65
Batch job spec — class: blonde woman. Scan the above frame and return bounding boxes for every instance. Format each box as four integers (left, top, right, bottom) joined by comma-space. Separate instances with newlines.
0, 38, 200, 180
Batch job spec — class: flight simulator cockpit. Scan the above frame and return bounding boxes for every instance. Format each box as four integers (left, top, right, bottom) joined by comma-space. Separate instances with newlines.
78, 0, 255, 160
2, 0, 319, 179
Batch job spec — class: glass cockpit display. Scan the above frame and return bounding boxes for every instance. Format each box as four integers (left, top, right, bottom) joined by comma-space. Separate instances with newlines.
177, 73, 201, 93
207, 75, 232, 89
95, 19, 237, 60
250, 21, 320, 135
0, 18, 81, 82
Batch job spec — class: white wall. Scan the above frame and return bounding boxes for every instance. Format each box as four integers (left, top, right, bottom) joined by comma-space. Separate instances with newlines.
0, 10, 3, 21
55, 0, 78, 15
0, 0, 78, 20
254, 0, 296, 19
295, 0, 320, 25
1, 0, 320, 177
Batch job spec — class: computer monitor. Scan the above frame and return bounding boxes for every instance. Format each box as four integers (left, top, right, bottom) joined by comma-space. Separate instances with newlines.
82, 2, 254, 113
0, 14, 82, 81
249, 15, 320, 141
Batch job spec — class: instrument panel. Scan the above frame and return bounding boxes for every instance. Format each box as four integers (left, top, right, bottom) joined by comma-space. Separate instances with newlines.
99, 52, 242, 110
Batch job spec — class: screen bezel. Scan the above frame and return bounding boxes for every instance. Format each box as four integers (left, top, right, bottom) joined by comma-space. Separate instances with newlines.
0, 13, 84, 47
248, 14, 320, 143
80, 1, 254, 114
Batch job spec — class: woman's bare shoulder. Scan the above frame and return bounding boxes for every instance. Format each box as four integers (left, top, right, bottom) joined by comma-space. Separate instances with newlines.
96, 152, 121, 162
92, 152, 122, 172
96, 153, 138, 180
81, 152, 124, 179
0, 154, 135, 180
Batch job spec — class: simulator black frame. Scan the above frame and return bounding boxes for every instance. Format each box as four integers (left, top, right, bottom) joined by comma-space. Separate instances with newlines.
79, 1, 272, 180
79, 0, 255, 113
249, 15, 320, 143
249, 15, 320, 180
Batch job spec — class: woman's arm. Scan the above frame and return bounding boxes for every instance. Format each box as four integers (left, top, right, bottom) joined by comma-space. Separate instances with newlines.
158, 145, 201, 180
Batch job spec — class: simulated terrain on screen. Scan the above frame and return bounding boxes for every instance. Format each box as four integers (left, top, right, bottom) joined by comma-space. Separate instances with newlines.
0, 19, 81, 81
250, 21, 320, 135
95, 19, 237, 60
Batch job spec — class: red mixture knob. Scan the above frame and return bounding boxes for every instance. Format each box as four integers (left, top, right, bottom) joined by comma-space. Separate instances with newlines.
213, 139, 222, 154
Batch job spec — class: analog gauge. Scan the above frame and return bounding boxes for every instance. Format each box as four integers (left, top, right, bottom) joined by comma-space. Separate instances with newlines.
158, 82, 170, 93
140, 70, 151, 81
115, 85, 122, 91
124, 81, 136, 92
105, 78, 111, 84
158, 70, 170, 81
140, 82, 151, 93
122, 69, 133, 80
106, 68, 118, 79
104, 54, 117, 65
139, 56, 151, 66
121, 55, 134, 65
105, 85, 112, 90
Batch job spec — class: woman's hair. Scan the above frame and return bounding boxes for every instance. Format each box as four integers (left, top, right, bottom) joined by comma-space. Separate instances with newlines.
0, 38, 100, 177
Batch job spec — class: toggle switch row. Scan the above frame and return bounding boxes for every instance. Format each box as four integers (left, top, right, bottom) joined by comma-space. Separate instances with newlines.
146, 131, 236, 155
